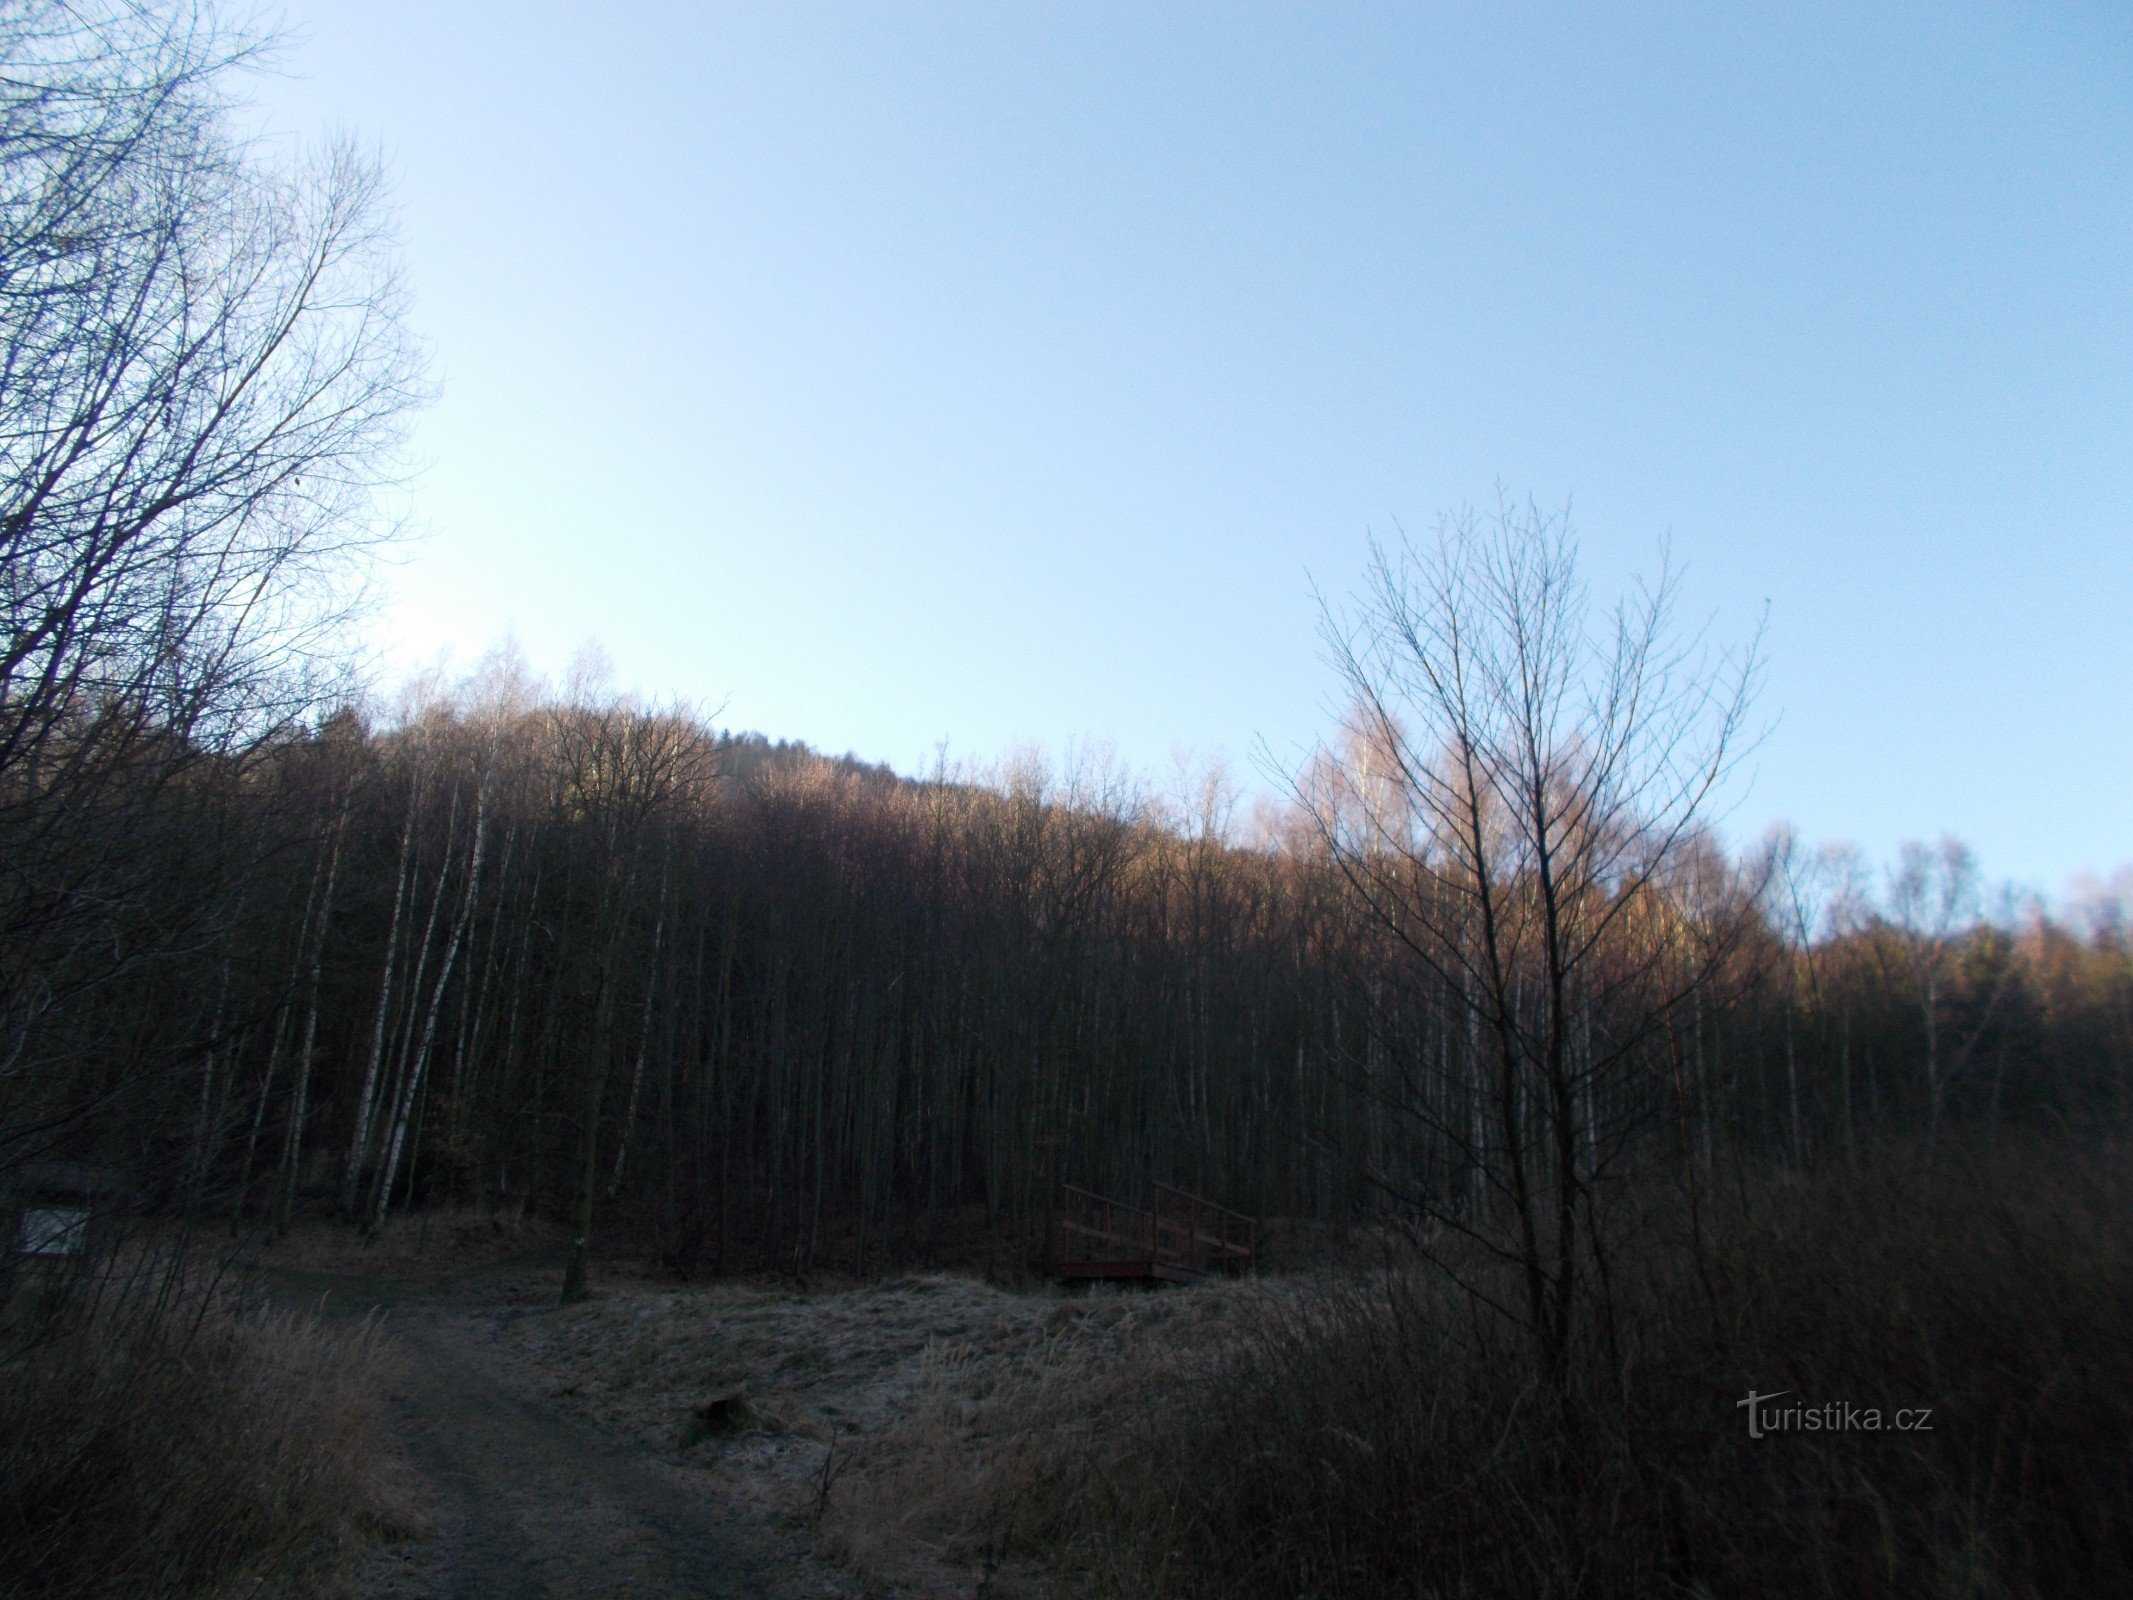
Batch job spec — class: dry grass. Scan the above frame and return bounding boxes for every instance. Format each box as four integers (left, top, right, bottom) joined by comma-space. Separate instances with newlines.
824, 1279, 1255, 1597
445, 1143, 2133, 1598
486, 1267, 1245, 1595
497, 1274, 1044, 1567
874, 1140, 2133, 1599
0, 1264, 397, 1599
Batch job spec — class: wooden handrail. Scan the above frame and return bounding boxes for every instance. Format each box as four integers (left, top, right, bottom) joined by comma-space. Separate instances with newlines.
1060, 1180, 1255, 1278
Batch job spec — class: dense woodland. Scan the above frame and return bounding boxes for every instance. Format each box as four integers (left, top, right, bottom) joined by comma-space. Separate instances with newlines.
6, 661, 2127, 1283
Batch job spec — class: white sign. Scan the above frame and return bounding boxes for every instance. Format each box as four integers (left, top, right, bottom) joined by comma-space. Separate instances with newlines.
17, 1207, 88, 1257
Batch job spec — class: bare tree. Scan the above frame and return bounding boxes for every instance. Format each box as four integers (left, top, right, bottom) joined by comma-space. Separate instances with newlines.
1296, 498, 1760, 1402
550, 693, 718, 1304
1884, 836, 2020, 1146
0, 0, 421, 1167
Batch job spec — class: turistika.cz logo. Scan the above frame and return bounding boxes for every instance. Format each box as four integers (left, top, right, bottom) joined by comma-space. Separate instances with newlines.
1737, 1390, 1935, 1439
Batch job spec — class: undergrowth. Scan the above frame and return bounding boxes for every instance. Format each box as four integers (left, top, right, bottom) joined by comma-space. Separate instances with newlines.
845, 1141, 2133, 1599
0, 1258, 392, 1599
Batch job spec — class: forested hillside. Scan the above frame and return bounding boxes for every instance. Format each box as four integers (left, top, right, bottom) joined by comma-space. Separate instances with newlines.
11, 658, 2126, 1285
3, 0, 2124, 1306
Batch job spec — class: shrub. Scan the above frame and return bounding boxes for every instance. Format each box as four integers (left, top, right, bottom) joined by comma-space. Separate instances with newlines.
935, 1142, 2133, 1598
0, 1267, 391, 1599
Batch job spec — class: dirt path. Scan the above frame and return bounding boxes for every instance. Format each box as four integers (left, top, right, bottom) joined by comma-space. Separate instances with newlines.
274, 1267, 818, 1599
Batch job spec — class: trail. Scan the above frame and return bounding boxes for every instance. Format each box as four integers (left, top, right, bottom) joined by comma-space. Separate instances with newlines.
276, 1266, 811, 1600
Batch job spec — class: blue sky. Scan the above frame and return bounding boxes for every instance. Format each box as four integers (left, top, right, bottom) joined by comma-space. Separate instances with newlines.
252, 2, 2133, 893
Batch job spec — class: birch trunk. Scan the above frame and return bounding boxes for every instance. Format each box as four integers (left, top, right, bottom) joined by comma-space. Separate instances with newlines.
371, 789, 488, 1233
343, 777, 422, 1213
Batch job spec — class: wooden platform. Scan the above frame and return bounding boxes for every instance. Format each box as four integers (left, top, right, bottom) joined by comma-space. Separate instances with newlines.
1058, 1181, 1255, 1285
